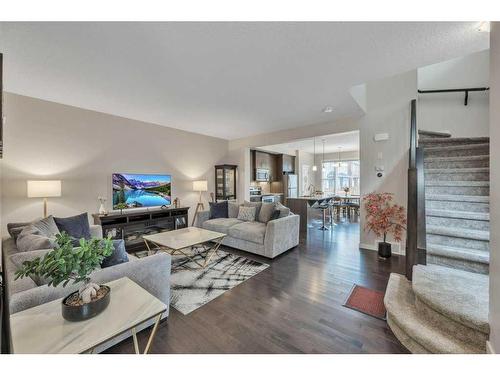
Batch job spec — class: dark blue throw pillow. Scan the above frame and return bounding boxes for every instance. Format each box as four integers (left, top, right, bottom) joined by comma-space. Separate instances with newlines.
209, 201, 229, 219
54, 213, 91, 240
101, 239, 129, 268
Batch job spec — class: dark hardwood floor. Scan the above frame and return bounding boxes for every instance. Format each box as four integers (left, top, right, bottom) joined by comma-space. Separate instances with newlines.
106, 212, 408, 354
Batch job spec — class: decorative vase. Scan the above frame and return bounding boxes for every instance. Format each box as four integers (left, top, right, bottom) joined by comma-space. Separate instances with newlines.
378, 241, 392, 259
61, 285, 111, 322
99, 202, 107, 215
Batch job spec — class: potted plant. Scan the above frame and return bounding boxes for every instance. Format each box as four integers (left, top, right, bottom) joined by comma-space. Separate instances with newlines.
15, 232, 114, 321
363, 192, 406, 259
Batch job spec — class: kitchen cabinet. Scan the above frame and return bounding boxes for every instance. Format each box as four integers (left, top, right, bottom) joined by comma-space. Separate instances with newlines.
282, 154, 295, 173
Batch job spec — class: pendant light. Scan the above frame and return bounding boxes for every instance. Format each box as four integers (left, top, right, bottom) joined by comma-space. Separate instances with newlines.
337, 146, 342, 168
322, 139, 326, 171
312, 137, 318, 172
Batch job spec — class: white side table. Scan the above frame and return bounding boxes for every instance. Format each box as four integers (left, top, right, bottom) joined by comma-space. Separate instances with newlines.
10, 277, 167, 354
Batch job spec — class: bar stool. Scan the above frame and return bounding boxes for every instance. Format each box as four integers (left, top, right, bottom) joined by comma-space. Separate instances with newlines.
329, 197, 341, 224
315, 199, 331, 230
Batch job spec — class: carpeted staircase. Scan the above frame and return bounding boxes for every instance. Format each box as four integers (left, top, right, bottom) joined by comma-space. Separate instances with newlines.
385, 130, 490, 354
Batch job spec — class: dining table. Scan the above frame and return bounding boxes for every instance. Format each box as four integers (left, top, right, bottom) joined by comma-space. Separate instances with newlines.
286, 194, 361, 234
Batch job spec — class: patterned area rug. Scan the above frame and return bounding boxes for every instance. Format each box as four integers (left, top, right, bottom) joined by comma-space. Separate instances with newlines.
169, 247, 269, 315
343, 284, 387, 320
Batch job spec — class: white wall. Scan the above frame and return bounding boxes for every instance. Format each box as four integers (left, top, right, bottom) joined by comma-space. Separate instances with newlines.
359, 70, 417, 253
297, 150, 314, 195
418, 50, 489, 138
489, 22, 500, 354
1, 93, 229, 235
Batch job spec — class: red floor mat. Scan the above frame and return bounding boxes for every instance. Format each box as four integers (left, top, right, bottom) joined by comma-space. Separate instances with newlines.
343, 284, 387, 320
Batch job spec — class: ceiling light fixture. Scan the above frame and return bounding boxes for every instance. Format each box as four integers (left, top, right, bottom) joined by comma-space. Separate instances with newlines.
337, 146, 342, 168
322, 139, 326, 172
477, 21, 490, 33
312, 137, 317, 172
322, 106, 334, 113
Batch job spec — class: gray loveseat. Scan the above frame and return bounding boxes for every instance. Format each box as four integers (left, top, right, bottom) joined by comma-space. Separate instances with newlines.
196, 206, 300, 258
3, 224, 171, 353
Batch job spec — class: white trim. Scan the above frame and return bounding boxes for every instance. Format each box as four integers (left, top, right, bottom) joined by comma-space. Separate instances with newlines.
486, 340, 496, 354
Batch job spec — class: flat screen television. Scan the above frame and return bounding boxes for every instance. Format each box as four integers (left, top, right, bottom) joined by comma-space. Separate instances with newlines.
112, 173, 171, 210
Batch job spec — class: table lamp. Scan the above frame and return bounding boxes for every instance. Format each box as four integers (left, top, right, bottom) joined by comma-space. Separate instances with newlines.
192, 180, 208, 226
27, 180, 62, 217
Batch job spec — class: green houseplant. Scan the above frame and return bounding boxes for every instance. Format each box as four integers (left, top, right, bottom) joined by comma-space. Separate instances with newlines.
15, 232, 114, 321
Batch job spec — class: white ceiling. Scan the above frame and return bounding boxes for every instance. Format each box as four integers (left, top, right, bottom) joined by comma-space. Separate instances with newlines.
258, 130, 359, 155
0, 22, 489, 140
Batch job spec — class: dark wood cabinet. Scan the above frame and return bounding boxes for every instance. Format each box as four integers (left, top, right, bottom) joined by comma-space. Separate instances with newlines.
282, 154, 295, 173
93, 207, 189, 253
215, 164, 237, 201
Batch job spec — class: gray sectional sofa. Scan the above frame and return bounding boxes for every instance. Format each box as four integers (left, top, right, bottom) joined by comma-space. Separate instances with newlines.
196, 202, 300, 258
3, 224, 171, 353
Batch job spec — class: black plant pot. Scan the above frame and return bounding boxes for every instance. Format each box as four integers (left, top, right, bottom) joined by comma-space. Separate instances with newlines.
378, 241, 392, 259
61, 285, 111, 322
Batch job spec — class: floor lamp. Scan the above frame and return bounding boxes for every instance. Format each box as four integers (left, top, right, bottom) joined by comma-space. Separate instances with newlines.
27, 180, 62, 218
192, 180, 208, 226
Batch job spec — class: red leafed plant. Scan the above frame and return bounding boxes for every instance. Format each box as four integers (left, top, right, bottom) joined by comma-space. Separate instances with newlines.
363, 192, 406, 243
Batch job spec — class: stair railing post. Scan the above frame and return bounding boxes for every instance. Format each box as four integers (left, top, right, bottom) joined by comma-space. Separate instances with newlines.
406, 99, 418, 280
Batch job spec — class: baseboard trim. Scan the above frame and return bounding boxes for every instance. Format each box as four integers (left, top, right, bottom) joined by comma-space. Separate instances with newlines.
486, 340, 496, 354
359, 242, 404, 255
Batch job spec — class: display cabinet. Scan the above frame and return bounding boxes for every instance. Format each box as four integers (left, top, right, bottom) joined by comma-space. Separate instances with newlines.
215, 164, 237, 201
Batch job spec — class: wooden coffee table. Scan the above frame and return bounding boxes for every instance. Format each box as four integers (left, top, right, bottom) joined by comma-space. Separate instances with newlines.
143, 227, 226, 269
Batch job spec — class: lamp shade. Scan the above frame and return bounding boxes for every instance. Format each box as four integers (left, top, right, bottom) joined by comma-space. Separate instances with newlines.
193, 180, 208, 192
27, 180, 62, 198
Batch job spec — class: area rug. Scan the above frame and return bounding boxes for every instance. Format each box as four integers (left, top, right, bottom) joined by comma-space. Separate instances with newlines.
169, 248, 269, 315
343, 284, 387, 320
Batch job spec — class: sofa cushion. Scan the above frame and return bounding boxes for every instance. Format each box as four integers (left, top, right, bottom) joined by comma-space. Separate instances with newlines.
258, 202, 276, 223
228, 201, 240, 218
237, 206, 256, 222
243, 201, 262, 221
202, 218, 242, 234
209, 201, 228, 219
16, 225, 56, 253
54, 213, 91, 240
101, 240, 129, 269
276, 202, 291, 218
269, 209, 281, 221
10, 249, 52, 286
32, 216, 60, 238
229, 221, 267, 245
7, 221, 33, 240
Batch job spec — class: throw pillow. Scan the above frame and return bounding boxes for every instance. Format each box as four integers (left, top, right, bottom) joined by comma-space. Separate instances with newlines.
10, 249, 52, 286
101, 239, 129, 268
243, 201, 262, 221
209, 201, 229, 219
228, 201, 240, 218
7, 221, 32, 240
268, 209, 281, 221
32, 216, 60, 238
275, 202, 291, 218
237, 206, 256, 222
54, 213, 91, 240
16, 225, 55, 253
258, 202, 277, 223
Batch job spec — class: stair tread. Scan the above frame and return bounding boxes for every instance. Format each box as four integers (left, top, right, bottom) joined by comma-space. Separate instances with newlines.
425, 167, 489, 173
424, 155, 489, 162
419, 137, 489, 144
426, 194, 489, 203
422, 143, 489, 151
426, 209, 489, 221
385, 273, 484, 353
425, 180, 490, 187
427, 244, 490, 264
413, 265, 489, 334
426, 225, 489, 241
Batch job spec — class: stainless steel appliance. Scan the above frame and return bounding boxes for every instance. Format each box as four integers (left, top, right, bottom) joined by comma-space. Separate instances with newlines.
255, 168, 270, 182
249, 186, 262, 202
282, 174, 298, 199
262, 195, 275, 203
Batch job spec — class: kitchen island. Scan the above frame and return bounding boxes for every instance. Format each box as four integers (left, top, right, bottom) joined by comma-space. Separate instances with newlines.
286, 195, 361, 234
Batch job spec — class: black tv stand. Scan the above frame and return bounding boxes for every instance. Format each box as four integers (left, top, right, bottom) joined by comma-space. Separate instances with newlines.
92, 207, 189, 253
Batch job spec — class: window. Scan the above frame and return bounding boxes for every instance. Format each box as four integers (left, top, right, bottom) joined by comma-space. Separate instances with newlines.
321, 160, 360, 195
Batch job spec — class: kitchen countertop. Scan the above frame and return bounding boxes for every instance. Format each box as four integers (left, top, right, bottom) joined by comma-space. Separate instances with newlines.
250, 193, 284, 197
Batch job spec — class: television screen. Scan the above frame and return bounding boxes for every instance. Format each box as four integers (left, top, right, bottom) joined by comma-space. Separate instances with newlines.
113, 173, 171, 209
